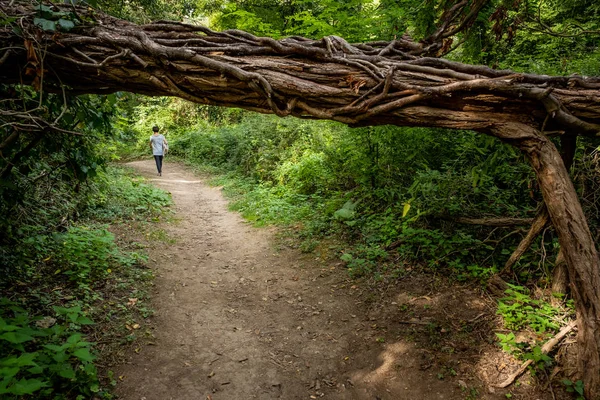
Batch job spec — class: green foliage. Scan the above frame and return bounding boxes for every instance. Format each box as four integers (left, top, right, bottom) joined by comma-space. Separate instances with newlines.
53, 226, 119, 285
213, 174, 318, 226
110, 0, 597, 294
33, 4, 79, 32
495, 284, 576, 380
0, 166, 170, 286
276, 150, 334, 195
497, 333, 554, 375
122, 94, 547, 283
197, 0, 600, 77
0, 165, 168, 398
0, 87, 116, 243
96, 0, 199, 23
523, 345, 553, 373
200, 0, 491, 44
464, 0, 600, 74
496, 332, 518, 353
3, 1, 598, 395
497, 284, 564, 334
340, 245, 388, 278
333, 200, 358, 224
563, 379, 585, 400
0, 299, 102, 399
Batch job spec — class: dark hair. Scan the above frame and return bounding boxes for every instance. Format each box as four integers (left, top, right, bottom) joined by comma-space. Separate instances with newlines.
152, 125, 159, 132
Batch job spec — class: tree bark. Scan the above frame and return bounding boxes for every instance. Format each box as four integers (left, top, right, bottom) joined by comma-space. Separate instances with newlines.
0, 3, 599, 135
448, 216, 535, 227
551, 135, 579, 294
488, 123, 600, 399
501, 207, 550, 273
1, 1, 600, 397
502, 134, 577, 277
552, 250, 568, 296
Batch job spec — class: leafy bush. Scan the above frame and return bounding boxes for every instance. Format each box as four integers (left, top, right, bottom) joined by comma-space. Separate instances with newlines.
276, 150, 334, 194
0, 299, 103, 400
0, 165, 169, 398
53, 226, 118, 285
219, 178, 318, 226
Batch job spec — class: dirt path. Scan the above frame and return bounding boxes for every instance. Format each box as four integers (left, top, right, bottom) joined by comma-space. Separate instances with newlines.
115, 160, 515, 400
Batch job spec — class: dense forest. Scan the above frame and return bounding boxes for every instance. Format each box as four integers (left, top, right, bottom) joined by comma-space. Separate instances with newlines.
1, 0, 599, 399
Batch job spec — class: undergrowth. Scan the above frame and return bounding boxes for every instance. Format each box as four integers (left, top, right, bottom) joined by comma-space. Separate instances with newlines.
0, 166, 172, 399
496, 283, 575, 384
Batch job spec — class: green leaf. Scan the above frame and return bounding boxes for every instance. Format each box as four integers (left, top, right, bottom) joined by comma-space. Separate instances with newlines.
43, 344, 68, 352
66, 333, 82, 344
27, 365, 44, 374
340, 253, 353, 262
0, 367, 19, 379
0, 331, 34, 344
57, 19, 75, 31
334, 208, 354, 220
33, 18, 56, 32
13, 352, 38, 367
35, 4, 53, 14
73, 348, 96, 362
58, 365, 76, 379
402, 202, 411, 218
52, 351, 69, 363
34, 4, 54, 19
0, 318, 19, 332
0, 17, 17, 26
9, 378, 46, 395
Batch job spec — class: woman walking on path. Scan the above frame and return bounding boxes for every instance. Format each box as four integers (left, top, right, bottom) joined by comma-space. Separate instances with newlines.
149, 125, 168, 176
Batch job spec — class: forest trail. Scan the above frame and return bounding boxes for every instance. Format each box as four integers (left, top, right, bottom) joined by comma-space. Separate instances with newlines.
115, 160, 508, 400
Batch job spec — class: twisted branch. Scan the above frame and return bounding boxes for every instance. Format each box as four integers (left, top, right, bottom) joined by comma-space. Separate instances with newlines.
0, 1, 598, 138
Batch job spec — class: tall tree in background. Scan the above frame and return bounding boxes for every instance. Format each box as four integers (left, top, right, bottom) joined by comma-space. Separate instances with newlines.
1, 0, 600, 396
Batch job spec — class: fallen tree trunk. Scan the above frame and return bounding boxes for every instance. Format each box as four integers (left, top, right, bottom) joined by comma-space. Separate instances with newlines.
1, 3, 599, 133
1, 1, 600, 397
449, 216, 535, 227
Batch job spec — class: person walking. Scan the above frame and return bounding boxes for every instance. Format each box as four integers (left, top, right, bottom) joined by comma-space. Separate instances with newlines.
149, 125, 168, 176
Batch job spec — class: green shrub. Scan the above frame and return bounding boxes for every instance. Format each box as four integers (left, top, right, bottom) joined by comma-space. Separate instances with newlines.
276, 150, 334, 194
54, 226, 118, 284
0, 299, 103, 400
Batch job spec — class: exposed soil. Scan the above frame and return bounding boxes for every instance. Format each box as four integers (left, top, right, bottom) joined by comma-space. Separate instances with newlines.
114, 160, 550, 400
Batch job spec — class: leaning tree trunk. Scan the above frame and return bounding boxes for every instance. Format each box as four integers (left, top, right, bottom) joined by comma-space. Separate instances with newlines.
1, 1, 600, 396
489, 123, 600, 397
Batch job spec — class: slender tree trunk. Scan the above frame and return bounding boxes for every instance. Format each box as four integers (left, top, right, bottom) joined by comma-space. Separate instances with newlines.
501, 207, 549, 273
490, 123, 600, 399
552, 251, 568, 296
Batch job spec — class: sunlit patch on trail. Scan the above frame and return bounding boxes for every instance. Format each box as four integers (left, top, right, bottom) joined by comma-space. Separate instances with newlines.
148, 179, 203, 184
352, 342, 410, 384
